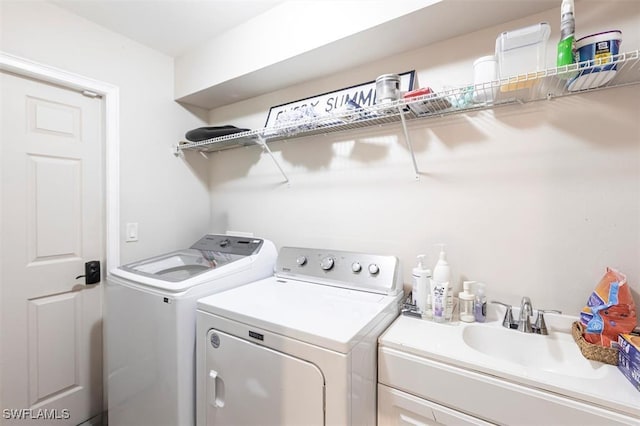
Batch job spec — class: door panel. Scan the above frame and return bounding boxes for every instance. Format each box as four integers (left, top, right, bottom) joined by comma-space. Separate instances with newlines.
1, 70, 104, 425
28, 155, 82, 261
28, 292, 81, 406
28, 96, 80, 138
205, 329, 324, 426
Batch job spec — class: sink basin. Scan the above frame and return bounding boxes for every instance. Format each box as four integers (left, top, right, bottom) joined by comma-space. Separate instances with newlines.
462, 324, 608, 378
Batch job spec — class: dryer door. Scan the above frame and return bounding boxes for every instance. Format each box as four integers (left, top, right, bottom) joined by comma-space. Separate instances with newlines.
205, 328, 325, 426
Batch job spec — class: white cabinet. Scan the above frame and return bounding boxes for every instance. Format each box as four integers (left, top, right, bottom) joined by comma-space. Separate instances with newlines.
378, 384, 491, 426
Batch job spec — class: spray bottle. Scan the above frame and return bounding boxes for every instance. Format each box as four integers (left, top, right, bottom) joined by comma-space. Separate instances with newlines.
557, 0, 576, 71
432, 244, 453, 321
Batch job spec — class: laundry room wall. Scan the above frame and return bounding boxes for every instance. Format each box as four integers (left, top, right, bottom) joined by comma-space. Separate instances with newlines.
204, 0, 640, 316
1, 1, 211, 265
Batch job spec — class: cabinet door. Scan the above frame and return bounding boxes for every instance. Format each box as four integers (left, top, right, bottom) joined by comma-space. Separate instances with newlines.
205, 329, 324, 426
378, 384, 493, 426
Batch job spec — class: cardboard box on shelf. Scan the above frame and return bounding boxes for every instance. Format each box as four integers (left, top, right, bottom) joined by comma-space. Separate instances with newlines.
618, 333, 640, 392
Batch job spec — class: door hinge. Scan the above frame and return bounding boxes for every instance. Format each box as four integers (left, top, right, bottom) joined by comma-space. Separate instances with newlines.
82, 90, 99, 98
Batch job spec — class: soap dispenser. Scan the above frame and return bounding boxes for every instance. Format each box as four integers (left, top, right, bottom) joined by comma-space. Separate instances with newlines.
459, 281, 476, 323
412, 255, 431, 314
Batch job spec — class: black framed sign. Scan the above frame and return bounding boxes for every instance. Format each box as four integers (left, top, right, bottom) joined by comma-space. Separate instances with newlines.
264, 70, 415, 128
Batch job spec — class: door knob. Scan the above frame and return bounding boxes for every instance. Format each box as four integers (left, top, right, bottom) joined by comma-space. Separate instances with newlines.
76, 260, 101, 285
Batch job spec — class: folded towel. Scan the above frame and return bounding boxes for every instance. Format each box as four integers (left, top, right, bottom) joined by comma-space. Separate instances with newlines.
185, 125, 250, 142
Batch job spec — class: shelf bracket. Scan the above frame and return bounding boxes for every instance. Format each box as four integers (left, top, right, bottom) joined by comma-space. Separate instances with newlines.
397, 106, 420, 179
257, 136, 290, 183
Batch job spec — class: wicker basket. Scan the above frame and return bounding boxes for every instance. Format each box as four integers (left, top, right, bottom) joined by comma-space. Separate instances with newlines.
571, 321, 619, 366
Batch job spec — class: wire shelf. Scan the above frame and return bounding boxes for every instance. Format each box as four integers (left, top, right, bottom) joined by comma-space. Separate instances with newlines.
177, 49, 640, 155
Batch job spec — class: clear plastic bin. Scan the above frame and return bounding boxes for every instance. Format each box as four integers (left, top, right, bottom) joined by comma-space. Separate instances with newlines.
495, 22, 550, 79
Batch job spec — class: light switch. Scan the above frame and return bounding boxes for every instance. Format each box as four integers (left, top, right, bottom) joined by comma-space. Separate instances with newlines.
126, 222, 138, 242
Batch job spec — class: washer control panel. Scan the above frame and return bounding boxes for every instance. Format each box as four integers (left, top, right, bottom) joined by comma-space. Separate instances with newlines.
275, 247, 401, 295
190, 234, 263, 256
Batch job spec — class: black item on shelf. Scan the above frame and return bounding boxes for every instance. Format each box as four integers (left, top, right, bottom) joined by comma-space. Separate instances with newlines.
185, 125, 250, 142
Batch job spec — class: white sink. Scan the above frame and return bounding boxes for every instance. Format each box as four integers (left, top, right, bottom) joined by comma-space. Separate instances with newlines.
461, 322, 609, 379
378, 307, 640, 420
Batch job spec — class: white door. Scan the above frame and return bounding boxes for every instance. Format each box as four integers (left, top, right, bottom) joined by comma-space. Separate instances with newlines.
1, 71, 104, 425
205, 329, 325, 426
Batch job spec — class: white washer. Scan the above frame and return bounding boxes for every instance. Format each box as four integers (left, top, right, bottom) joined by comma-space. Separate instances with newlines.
196, 247, 404, 426
106, 234, 277, 426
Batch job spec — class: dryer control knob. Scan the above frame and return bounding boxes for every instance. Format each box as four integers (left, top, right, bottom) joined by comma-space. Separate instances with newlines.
296, 256, 307, 266
320, 256, 334, 271
351, 262, 362, 273
368, 263, 380, 275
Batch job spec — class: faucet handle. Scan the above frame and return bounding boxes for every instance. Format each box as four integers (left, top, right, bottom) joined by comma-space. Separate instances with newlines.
490, 301, 516, 329
533, 309, 562, 335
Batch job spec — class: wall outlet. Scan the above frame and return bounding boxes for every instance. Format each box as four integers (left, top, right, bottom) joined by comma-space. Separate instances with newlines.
126, 222, 138, 242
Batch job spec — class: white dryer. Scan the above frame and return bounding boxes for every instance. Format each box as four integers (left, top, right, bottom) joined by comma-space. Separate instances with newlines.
106, 234, 277, 426
196, 247, 404, 426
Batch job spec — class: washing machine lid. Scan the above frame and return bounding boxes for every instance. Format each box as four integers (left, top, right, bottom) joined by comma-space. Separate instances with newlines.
111, 235, 266, 291
197, 276, 401, 353
119, 248, 243, 282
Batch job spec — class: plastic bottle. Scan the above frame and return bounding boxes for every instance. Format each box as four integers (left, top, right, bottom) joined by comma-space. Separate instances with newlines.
411, 255, 431, 313
431, 281, 449, 323
557, 0, 576, 70
459, 281, 476, 323
432, 244, 451, 284
411, 256, 420, 305
474, 283, 487, 323
432, 244, 453, 321
424, 293, 433, 320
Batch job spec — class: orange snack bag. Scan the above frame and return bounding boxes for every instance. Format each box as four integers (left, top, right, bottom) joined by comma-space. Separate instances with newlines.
580, 268, 637, 348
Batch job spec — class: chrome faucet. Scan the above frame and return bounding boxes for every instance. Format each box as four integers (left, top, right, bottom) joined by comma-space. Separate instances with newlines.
518, 296, 534, 333
493, 297, 562, 335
